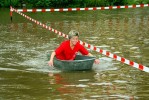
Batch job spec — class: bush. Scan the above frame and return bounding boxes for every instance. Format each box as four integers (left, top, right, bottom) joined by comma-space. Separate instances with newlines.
0, 1, 4, 7
36, 0, 51, 8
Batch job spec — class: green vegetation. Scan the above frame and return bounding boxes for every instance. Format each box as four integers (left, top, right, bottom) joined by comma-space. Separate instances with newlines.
1, 0, 149, 8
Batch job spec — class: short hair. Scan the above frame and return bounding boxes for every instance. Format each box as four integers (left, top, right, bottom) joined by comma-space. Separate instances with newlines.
68, 30, 79, 39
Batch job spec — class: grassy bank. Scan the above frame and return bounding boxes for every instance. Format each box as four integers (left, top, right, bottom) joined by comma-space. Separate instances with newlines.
1, 0, 149, 8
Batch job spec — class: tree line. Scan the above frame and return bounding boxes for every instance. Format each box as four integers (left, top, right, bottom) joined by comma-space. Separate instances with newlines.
1, 0, 149, 8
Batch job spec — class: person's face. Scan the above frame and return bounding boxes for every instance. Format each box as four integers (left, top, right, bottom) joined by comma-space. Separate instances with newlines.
70, 36, 79, 46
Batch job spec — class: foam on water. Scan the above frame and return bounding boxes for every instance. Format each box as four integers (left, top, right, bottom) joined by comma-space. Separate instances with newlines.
78, 79, 90, 82
18, 50, 61, 73
113, 80, 127, 83
0, 67, 19, 71
76, 84, 89, 88
89, 82, 113, 86
0, 67, 32, 73
92, 57, 117, 71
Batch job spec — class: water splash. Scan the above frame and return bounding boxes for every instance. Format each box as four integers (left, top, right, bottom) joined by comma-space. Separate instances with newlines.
92, 57, 117, 71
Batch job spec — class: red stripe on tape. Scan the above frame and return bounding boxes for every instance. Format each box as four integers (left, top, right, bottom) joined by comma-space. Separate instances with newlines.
106, 51, 110, 56
133, 5, 136, 8
94, 47, 96, 50
93, 7, 97, 10
130, 61, 134, 66
32, 9, 36, 12
85, 8, 88, 10
100, 49, 103, 53
83, 42, 85, 45
68, 8, 72, 11
23, 9, 27, 12
125, 5, 128, 8
140, 4, 144, 7
101, 7, 105, 10
54, 30, 57, 33
139, 64, 144, 70
117, 6, 121, 9
51, 9, 54, 12
59, 8, 63, 12
55, 29, 57, 33
121, 57, 125, 63
76, 8, 80, 11
113, 54, 117, 59
88, 44, 91, 48
42, 9, 46, 12
109, 6, 113, 9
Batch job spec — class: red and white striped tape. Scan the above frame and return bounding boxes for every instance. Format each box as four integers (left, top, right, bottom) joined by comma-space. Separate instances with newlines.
12, 7, 149, 73
16, 4, 149, 12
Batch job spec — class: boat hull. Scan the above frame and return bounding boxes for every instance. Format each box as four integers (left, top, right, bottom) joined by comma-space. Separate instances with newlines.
48, 54, 95, 71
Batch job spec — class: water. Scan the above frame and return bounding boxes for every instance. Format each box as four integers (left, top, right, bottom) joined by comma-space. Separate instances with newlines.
0, 8, 149, 99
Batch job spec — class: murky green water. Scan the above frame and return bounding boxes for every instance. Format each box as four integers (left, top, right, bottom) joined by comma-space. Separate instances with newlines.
0, 8, 149, 100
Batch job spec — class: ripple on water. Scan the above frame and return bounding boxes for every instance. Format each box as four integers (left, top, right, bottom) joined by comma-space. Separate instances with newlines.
144, 38, 149, 44
78, 79, 90, 82
0, 68, 18, 71
123, 45, 133, 47
113, 51, 121, 54
130, 55, 142, 58
109, 94, 137, 100
76, 84, 89, 88
26, 68, 50, 73
96, 45, 110, 48
92, 57, 117, 71
3, 83, 30, 88
113, 80, 128, 83
89, 82, 113, 86
107, 37, 115, 40
90, 95, 101, 98
130, 47, 139, 50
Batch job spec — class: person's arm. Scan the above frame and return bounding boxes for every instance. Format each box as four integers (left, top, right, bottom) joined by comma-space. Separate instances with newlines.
87, 53, 100, 64
48, 51, 56, 67
48, 41, 65, 67
87, 53, 93, 57
79, 44, 100, 64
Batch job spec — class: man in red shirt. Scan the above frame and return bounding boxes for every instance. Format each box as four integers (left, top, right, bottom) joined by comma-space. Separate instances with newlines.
48, 30, 99, 67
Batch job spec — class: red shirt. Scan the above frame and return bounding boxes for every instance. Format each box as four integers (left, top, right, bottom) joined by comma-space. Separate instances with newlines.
55, 40, 89, 60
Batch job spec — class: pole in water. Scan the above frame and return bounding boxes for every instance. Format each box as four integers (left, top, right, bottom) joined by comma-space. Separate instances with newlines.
10, 0, 12, 22
10, 6, 13, 22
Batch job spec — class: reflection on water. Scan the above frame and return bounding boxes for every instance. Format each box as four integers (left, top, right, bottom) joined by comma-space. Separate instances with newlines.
48, 71, 138, 99
0, 8, 149, 99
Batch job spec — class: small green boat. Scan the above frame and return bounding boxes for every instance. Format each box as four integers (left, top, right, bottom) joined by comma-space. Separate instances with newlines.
48, 54, 95, 71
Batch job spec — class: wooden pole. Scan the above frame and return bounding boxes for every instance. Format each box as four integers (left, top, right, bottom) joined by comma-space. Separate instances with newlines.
10, 0, 12, 22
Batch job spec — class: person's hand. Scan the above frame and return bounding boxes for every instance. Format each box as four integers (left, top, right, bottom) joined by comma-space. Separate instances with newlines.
94, 59, 100, 64
48, 59, 54, 67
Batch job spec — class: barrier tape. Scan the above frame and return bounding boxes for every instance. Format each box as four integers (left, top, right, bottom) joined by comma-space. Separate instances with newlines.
15, 4, 149, 12
11, 7, 149, 73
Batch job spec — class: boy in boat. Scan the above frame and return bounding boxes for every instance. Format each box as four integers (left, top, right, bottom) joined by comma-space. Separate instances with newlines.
48, 30, 100, 67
